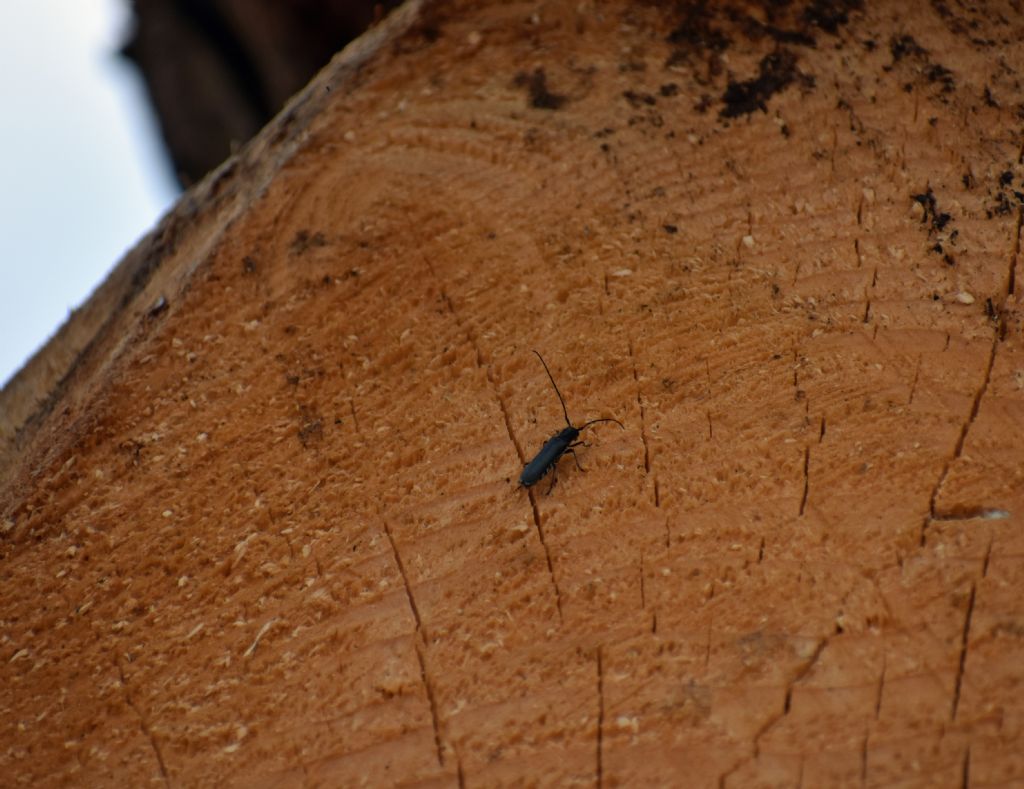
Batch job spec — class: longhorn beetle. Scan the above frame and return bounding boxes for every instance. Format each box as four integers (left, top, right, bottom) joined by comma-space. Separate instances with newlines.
520, 350, 625, 492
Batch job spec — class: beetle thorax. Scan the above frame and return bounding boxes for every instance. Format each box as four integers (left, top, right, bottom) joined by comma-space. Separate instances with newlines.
555, 426, 580, 442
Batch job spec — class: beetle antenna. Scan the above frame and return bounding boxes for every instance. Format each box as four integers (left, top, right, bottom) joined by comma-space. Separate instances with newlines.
532, 350, 573, 428
578, 417, 625, 431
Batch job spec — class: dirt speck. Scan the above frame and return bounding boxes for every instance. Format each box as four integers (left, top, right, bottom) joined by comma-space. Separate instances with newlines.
514, 68, 566, 110
720, 49, 810, 118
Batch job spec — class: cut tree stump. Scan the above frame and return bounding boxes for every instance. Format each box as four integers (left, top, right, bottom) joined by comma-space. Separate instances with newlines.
2, 1, 1023, 786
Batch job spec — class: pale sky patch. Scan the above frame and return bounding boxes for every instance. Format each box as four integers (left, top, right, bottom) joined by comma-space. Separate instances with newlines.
0, 0, 178, 387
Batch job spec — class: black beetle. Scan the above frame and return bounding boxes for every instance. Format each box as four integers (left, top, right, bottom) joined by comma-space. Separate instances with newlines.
520, 350, 625, 491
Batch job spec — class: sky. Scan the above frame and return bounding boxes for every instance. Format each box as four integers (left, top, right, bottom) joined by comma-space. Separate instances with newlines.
0, 0, 179, 388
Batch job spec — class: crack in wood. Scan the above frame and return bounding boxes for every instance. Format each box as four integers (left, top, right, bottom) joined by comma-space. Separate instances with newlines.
921, 334, 998, 545
382, 519, 423, 634
116, 659, 171, 788
908, 354, 922, 406
426, 260, 525, 463
627, 339, 651, 477
752, 637, 828, 758
627, 338, 659, 512
951, 582, 976, 721
348, 397, 361, 435
982, 537, 994, 578
422, 259, 562, 624
799, 447, 810, 517
875, 652, 886, 720
596, 646, 605, 789
381, 518, 449, 769
414, 639, 448, 769
639, 552, 646, 609
925, 199, 1024, 537
526, 487, 564, 623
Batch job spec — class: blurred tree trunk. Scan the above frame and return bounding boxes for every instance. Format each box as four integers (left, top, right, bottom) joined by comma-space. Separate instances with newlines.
123, 0, 401, 184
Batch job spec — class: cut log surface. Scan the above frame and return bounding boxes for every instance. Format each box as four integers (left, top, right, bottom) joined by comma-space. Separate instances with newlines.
2, 1, 1024, 786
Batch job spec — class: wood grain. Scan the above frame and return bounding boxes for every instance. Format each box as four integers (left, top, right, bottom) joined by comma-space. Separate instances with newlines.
2, 2, 1022, 786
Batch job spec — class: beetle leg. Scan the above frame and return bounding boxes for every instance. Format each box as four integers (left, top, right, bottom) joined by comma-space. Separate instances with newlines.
567, 447, 585, 472
546, 462, 559, 495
